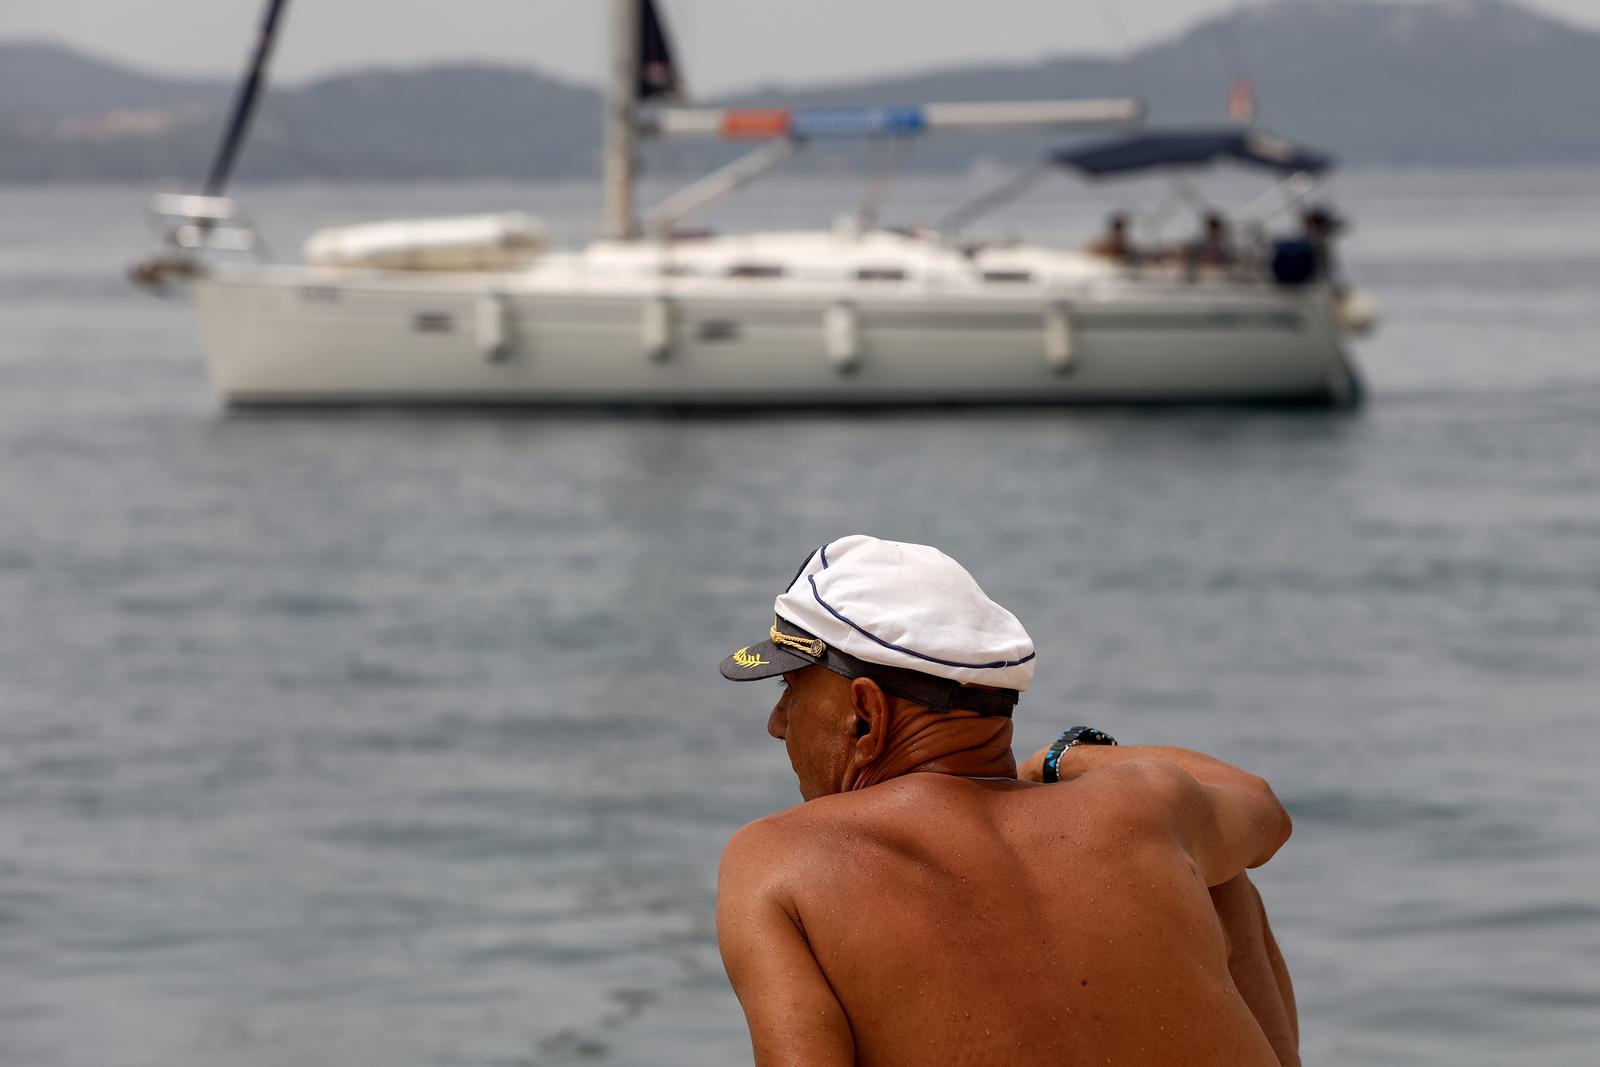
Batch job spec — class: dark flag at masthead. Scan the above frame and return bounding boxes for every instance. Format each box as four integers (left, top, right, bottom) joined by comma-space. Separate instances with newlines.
638, 0, 684, 101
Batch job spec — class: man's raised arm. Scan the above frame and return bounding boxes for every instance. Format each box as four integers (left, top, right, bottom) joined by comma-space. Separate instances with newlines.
716, 821, 854, 1067
1023, 742, 1293, 885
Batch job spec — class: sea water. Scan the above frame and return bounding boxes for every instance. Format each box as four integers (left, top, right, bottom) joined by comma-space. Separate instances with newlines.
1, 167, 1597, 1065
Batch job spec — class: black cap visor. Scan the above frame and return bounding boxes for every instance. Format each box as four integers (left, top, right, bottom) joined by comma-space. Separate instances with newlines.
718, 616, 828, 680
718, 641, 815, 680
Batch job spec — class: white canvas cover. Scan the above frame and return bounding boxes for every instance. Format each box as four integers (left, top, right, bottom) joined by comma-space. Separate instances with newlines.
304, 213, 546, 271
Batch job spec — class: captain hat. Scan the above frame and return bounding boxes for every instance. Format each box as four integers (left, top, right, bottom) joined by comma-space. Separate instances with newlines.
718, 535, 1035, 717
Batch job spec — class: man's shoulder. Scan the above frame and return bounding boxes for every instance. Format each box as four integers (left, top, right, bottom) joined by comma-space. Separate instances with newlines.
721, 805, 806, 870
724, 794, 854, 854
717, 804, 838, 914
1043, 758, 1208, 830
720, 790, 895, 885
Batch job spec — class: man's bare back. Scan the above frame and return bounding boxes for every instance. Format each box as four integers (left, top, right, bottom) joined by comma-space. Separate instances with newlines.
721, 762, 1282, 1066
716, 537, 1297, 1066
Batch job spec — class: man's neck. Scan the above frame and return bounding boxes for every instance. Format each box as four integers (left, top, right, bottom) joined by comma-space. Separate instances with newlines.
846, 714, 1017, 791
906, 753, 1018, 781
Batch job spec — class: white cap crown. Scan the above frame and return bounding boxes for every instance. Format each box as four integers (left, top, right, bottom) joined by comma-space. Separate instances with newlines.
773, 535, 1035, 691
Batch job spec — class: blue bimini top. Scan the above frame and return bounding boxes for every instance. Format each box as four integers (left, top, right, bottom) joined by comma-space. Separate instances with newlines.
1053, 127, 1334, 178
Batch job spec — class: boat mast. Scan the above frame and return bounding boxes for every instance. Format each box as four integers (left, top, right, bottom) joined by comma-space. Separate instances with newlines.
603, 0, 643, 239
204, 0, 292, 197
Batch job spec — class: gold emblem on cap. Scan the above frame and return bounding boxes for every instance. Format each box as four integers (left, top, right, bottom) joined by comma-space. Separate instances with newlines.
732, 647, 770, 669
770, 622, 825, 657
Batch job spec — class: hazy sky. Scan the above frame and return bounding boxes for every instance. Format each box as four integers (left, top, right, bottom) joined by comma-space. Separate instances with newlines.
4, 0, 1598, 94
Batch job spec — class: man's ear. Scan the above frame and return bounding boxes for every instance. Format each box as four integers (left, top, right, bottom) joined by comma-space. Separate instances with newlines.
847, 677, 891, 763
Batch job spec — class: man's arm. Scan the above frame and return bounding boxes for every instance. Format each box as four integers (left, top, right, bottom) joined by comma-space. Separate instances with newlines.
1023, 741, 1298, 1064
717, 821, 854, 1067
1022, 742, 1292, 884
1211, 873, 1301, 1067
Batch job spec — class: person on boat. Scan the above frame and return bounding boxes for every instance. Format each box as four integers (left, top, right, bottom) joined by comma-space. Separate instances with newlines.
1187, 211, 1238, 272
716, 535, 1300, 1066
1301, 205, 1347, 293
1086, 212, 1136, 262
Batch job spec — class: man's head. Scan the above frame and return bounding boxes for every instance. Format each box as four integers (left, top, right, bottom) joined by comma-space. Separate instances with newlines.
1108, 213, 1128, 235
765, 666, 881, 800
720, 536, 1034, 798
1302, 205, 1341, 238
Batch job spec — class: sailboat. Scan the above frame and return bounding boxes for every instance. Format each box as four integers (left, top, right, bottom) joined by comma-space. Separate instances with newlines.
133, 0, 1375, 407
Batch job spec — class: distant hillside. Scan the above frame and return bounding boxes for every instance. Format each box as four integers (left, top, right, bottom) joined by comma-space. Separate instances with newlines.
0, 46, 597, 183
0, 41, 225, 124
732, 0, 1600, 170
2, 0, 1598, 183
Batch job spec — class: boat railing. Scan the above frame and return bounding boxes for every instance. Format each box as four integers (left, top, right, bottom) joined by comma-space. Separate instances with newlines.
1111, 257, 1271, 285
146, 194, 265, 257
1091, 234, 1317, 287
128, 194, 268, 290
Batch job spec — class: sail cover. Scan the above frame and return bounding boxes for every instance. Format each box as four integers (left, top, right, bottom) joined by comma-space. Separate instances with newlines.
638, 0, 684, 100
1054, 128, 1332, 177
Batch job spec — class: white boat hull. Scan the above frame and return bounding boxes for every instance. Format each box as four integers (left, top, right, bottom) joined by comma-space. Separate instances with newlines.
192, 264, 1363, 408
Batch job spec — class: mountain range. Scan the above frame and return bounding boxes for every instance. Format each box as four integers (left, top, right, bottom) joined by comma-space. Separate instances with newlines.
2, 0, 1597, 183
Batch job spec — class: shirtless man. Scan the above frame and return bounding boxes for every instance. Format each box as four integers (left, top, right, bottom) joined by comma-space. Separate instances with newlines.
1086, 212, 1135, 262
717, 536, 1298, 1066
1185, 211, 1237, 273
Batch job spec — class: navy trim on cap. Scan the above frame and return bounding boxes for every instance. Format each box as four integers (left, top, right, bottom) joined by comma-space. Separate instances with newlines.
806, 574, 1037, 672
787, 546, 825, 593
